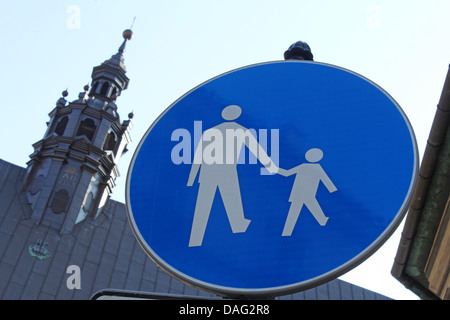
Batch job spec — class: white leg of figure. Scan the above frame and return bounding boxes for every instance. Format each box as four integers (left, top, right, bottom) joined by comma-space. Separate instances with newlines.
189, 183, 218, 247
218, 179, 250, 233
305, 198, 329, 226
282, 201, 304, 236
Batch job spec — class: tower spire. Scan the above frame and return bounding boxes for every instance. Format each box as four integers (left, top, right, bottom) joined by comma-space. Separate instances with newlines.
89, 29, 134, 101
24, 29, 134, 234
118, 29, 134, 54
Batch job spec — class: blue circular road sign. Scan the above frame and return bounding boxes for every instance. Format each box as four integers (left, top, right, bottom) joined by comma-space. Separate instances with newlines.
126, 61, 418, 298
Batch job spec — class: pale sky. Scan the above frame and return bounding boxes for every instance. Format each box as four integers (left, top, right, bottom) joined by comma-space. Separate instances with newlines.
1, 0, 450, 300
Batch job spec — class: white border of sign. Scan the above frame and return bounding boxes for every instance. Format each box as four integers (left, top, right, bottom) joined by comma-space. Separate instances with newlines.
125, 60, 419, 298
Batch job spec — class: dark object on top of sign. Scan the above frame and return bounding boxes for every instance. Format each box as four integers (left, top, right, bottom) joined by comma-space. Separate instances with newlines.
284, 41, 314, 61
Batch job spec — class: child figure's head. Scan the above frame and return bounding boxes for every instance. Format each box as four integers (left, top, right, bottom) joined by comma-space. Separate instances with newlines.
305, 148, 323, 163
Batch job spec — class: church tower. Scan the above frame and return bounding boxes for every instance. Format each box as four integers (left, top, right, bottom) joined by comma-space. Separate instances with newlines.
23, 29, 134, 234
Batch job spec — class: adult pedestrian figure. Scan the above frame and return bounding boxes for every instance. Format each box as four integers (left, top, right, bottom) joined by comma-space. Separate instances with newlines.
187, 105, 279, 247
278, 148, 337, 236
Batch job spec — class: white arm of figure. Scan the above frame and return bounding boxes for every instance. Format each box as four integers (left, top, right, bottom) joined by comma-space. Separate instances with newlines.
187, 163, 200, 186
244, 132, 279, 174
320, 169, 337, 193
277, 168, 296, 177
187, 142, 203, 186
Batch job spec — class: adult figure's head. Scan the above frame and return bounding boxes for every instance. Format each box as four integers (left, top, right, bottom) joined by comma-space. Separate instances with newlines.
222, 105, 242, 121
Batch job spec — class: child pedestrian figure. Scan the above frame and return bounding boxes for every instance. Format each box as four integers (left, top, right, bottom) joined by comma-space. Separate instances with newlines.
278, 148, 337, 236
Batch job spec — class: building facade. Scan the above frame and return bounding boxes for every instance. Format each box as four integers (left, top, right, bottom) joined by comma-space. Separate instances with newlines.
392, 65, 450, 300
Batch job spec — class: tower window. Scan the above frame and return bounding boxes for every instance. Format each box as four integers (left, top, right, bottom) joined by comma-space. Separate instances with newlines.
103, 131, 117, 151
100, 82, 109, 96
90, 82, 99, 95
82, 192, 94, 215
54, 116, 69, 136
51, 189, 69, 214
76, 118, 97, 141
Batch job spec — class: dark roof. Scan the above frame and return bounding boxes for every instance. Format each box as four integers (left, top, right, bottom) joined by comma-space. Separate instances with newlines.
0, 158, 390, 300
